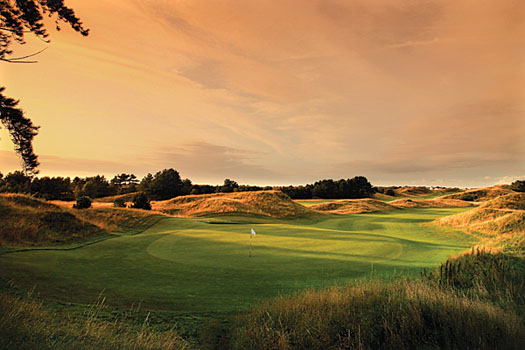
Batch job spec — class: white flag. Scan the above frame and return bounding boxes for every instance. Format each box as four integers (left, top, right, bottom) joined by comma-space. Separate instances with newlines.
251, 228, 256, 236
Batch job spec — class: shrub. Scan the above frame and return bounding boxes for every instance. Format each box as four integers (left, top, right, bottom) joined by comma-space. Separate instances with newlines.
130, 192, 151, 210
386, 189, 395, 196
510, 180, 525, 192
113, 197, 126, 208
460, 193, 475, 201
73, 196, 91, 209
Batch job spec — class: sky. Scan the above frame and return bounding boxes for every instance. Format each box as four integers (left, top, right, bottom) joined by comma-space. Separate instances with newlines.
1, 0, 524, 187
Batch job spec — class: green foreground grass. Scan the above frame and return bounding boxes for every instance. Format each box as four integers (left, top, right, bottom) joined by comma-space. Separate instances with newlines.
0, 208, 475, 313
2, 207, 523, 349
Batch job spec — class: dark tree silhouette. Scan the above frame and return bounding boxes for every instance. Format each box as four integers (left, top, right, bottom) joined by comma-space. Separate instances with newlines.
510, 180, 525, 193
221, 178, 239, 193
0, 0, 88, 174
130, 192, 151, 210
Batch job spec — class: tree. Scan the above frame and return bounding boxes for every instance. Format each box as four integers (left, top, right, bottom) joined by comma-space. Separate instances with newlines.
2, 170, 31, 193
80, 175, 115, 198
0, 0, 88, 174
138, 173, 154, 194
142, 169, 184, 200
30, 176, 73, 200
111, 173, 139, 194
113, 197, 126, 208
510, 180, 525, 193
73, 196, 91, 209
130, 192, 151, 210
220, 178, 239, 193
385, 188, 396, 196
181, 178, 192, 195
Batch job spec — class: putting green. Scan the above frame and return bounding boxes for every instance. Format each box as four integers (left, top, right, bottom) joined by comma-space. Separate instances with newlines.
0, 208, 475, 313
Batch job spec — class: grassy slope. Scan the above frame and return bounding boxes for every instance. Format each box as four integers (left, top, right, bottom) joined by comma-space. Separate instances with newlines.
0, 208, 475, 315
308, 198, 398, 214
0, 194, 105, 246
435, 193, 525, 254
0, 194, 165, 249
308, 197, 473, 214
153, 190, 317, 218
442, 184, 512, 201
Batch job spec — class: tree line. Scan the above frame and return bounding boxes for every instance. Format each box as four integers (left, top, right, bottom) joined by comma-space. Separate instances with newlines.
0, 169, 271, 202
279, 176, 374, 199
0, 169, 375, 202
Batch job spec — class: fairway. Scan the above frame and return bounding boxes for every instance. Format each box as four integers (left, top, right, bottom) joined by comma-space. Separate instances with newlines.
0, 208, 476, 314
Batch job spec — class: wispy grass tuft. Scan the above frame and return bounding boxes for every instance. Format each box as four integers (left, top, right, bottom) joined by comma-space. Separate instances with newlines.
0, 286, 193, 350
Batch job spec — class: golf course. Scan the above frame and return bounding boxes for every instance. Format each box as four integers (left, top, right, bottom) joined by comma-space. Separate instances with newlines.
1, 188, 524, 349
0, 207, 476, 314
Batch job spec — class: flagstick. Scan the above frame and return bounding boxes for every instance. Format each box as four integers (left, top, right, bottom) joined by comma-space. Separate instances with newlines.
249, 233, 252, 257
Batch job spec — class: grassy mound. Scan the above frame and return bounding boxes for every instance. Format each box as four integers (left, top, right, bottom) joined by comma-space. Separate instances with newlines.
310, 197, 473, 214
310, 198, 398, 214
444, 185, 513, 202
395, 186, 433, 196
74, 208, 165, 234
230, 252, 525, 350
391, 198, 474, 209
0, 194, 104, 246
481, 192, 525, 210
435, 193, 525, 253
152, 190, 317, 218
93, 192, 138, 203
0, 194, 165, 246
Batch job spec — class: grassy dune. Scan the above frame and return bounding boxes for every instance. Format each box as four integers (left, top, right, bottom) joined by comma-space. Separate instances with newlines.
0, 194, 104, 246
435, 193, 525, 254
309, 198, 398, 214
443, 185, 513, 202
309, 197, 473, 214
375, 187, 461, 202
0, 194, 164, 247
152, 190, 317, 218
390, 197, 474, 208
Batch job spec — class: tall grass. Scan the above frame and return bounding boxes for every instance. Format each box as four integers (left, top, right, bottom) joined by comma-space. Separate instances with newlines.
0, 193, 164, 246
0, 194, 104, 246
230, 251, 525, 350
423, 249, 525, 314
0, 286, 192, 350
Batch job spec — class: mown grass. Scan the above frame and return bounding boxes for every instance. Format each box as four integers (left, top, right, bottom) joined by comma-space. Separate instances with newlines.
2, 250, 523, 349
0, 208, 475, 314
2, 190, 522, 349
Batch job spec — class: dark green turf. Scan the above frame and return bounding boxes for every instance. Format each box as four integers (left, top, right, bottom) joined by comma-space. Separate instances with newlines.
0, 208, 476, 314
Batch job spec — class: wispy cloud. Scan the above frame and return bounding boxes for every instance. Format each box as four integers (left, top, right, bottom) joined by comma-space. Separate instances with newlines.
2, 0, 522, 187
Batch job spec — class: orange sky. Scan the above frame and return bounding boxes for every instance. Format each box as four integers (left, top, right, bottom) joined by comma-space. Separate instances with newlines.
1, 0, 524, 187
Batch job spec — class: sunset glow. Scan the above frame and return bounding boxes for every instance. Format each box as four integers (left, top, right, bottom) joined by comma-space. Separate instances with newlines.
1, 0, 524, 186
